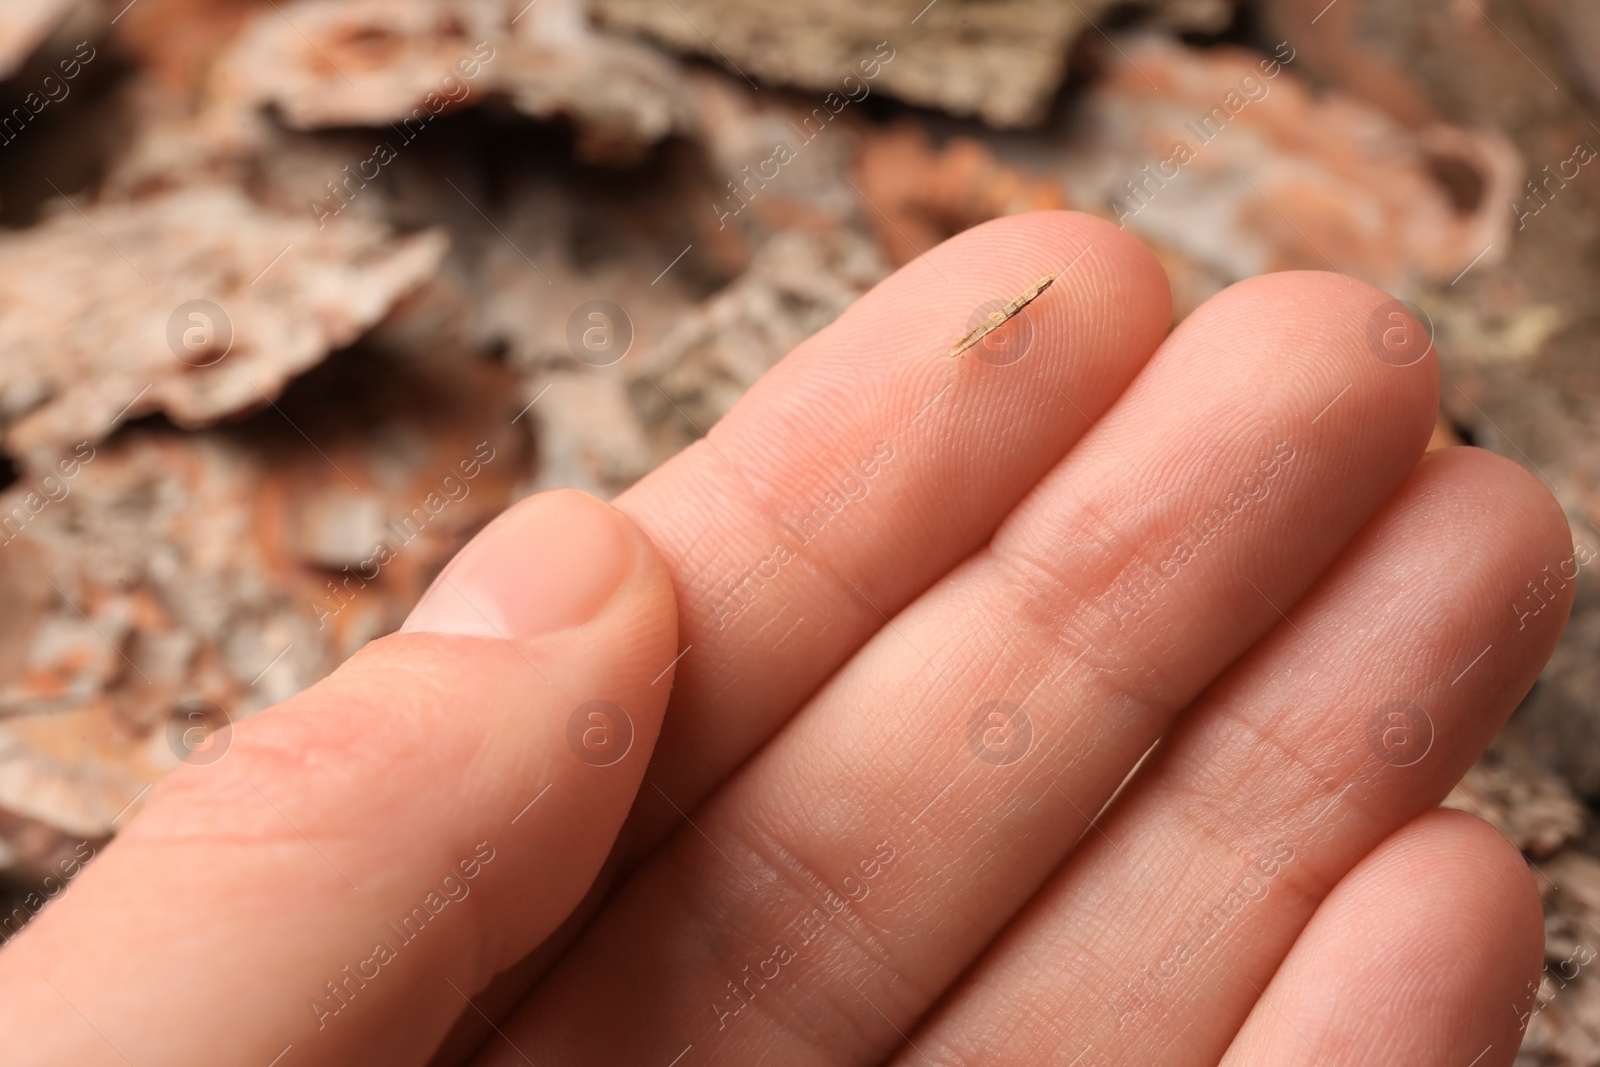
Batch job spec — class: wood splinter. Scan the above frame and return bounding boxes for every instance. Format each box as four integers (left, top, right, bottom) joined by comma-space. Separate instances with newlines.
948, 272, 1059, 358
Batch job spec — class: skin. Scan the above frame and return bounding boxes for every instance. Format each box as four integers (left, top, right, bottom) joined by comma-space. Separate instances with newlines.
0, 212, 1568, 1066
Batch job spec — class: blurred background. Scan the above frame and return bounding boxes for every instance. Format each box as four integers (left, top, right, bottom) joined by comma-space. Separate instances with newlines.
0, 0, 1593, 1059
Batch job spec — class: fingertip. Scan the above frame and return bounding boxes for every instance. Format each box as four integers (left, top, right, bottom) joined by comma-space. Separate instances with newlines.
592, 490, 681, 657
1181, 271, 1440, 458
937, 209, 1175, 342
1448, 446, 1574, 557
1348, 808, 1545, 1046
1372, 808, 1542, 944
1226, 808, 1543, 1067
829, 209, 1174, 383
1407, 446, 1577, 637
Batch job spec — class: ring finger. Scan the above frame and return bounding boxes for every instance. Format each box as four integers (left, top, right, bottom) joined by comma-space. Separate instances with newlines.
896, 447, 1570, 1065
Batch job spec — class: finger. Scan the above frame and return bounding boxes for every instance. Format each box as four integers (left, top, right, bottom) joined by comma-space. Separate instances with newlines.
617, 210, 1170, 847
898, 447, 1571, 1066
0, 489, 677, 1067
1222, 809, 1541, 1067
479, 271, 1439, 1066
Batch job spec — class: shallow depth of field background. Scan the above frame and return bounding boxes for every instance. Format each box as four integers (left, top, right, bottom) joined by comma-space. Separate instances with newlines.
0, 0, 1595, 1060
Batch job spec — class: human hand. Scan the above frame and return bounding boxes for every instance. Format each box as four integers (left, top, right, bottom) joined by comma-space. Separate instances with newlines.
0, 213, 1569, 1066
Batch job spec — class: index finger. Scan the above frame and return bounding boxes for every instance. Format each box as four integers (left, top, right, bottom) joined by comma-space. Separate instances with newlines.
621, 210, 1171, 849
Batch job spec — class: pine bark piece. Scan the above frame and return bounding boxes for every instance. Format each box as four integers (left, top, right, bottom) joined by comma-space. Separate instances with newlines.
0, 357, 529, 841
1445, 736, 1587, 858
517, 227, 887, 500
591, 0, 1233, 128
623, 228, 889, 482
0, 184, 446, 455
1526, 850, 1600, 1064
853, 124, 1069, 267
1057, 35, 1521, 293
216, 0, 695, 161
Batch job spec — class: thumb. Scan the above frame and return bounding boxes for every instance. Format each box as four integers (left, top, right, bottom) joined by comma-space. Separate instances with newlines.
0, 489, 679, 1067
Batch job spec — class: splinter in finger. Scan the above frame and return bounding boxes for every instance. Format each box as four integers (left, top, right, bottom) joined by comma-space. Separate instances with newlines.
949, 272, 1059, 358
